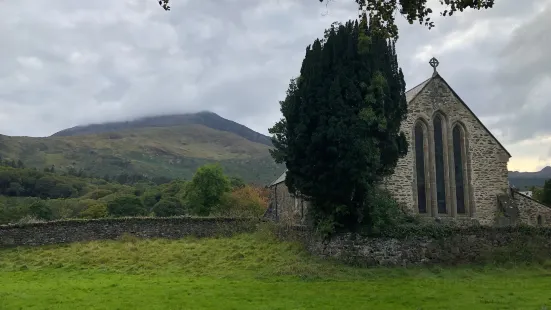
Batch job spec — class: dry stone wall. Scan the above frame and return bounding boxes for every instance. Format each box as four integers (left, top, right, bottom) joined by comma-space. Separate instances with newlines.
0, 217, 258, 247
385, 75, 510, 224
276, 225, 551, 266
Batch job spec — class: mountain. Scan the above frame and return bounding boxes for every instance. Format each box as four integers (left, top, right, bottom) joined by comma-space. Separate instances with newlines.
13, 110, 549, 188
52, 111, 273, 146
0, 112, 283, 185
508, 166, 551, 189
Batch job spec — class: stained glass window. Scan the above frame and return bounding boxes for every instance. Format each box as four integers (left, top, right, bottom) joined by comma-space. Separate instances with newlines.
415, 123, 427, 213
433, 115, 447, 214
453, 125, 466, 214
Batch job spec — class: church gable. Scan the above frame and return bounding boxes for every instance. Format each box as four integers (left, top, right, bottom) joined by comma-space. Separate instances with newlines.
407, 73, 511, 158
387, 64, 511, 224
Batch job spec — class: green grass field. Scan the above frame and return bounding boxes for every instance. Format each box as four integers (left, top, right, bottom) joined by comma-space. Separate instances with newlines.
1, 232, 551, 309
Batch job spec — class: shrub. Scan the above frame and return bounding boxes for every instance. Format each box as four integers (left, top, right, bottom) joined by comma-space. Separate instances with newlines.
364, 188, 416, 235
142, 189, 162, 210
29, 200, 54, 220
107, 195, 147, 217
80, 203, 109, 219
86, 189, 113, 200
47, 198, 97, 219
215, 185, 267, 217
6, 182, 24, 196
152, 198, 186, 217
16, 215, 46, 224
229, 176, 246, 189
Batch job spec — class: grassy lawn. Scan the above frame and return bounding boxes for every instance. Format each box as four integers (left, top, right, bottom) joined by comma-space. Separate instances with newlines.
1, 232, 551, 309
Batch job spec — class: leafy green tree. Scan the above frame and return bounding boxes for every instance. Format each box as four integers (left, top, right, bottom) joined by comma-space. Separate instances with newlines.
29, 200, 54, 220
229, 176, 246, 190
87, 189, 113, 200
269, 19, 408, 235
186, 163, 230, 216
49, 182, 77, 199
0, 170, 13, 189
152, 197, 186, 217
107, 195, 147, 217
6, 182, 24, 196
80, 203, 109, 219
528, 186, 543, 202
159, 180, 186, 197
541, 180, 551, 206
142, 189, 162, 210
157, 0, 494, 38
34, 176, 58, 198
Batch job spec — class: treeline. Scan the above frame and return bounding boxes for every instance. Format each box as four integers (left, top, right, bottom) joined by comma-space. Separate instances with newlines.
528, 181, 551, 205
0, 165, 96, 199
0, 157, 174, 186
0, 162, 269, 225
42, 164, 172, 186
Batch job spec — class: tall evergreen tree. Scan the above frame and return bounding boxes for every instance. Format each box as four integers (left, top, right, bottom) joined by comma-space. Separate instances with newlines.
269, 18, 408, 235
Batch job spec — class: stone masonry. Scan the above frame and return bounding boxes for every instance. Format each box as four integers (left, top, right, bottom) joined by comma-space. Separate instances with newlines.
275, 225, 551, 267
384, 73, 510, 225
268, 62, 551, 227
515, 192, 551, 226
265, 178, 309, 225
0, 217, 258, 247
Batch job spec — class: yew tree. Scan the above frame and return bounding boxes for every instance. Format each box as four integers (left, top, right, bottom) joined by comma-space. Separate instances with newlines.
269, 18, 408, 235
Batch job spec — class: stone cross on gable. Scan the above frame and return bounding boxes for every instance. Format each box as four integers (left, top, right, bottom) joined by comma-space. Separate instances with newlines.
429, 57, 439, 74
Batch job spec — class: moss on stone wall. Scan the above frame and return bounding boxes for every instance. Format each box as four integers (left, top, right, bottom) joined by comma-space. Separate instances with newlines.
273, 223, 551, 267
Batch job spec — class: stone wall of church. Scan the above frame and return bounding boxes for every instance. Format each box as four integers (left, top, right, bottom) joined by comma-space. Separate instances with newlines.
275, 225, 551, 267
268, 182, 308, 225
385, 76, 510, 225
514, 193, 551, 226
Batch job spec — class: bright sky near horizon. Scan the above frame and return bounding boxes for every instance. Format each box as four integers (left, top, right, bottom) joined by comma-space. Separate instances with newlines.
1, 0, 550, 172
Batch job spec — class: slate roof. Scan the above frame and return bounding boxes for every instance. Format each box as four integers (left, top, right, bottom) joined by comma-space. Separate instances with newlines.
270, 170, 287, 186
405, 77, 432, 103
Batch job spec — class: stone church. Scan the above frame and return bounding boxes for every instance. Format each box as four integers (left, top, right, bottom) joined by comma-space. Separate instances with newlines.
267, 58, 551, 227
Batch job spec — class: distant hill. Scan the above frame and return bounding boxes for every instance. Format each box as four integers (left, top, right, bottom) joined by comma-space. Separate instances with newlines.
51, 111, 273, 147
7, 111, 549, 188
508, 166, 551, 189
0, 112, 283, 185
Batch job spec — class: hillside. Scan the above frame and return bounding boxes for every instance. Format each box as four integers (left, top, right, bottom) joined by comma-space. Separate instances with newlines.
3, 110, 548, 187
508, 166, 551, 189
0, 114, 283, 184
52, 111, 273, 146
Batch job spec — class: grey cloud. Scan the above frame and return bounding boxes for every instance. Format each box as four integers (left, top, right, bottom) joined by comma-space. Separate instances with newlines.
392, 0, 549, 146
0, 0, 550, 170
0, 0, 362, 136
489, 1, 551, 143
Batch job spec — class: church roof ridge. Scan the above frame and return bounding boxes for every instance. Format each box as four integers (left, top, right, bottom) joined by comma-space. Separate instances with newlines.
405, 76, 433, 103
425, 71, 512, 158
270, 170, 287, 186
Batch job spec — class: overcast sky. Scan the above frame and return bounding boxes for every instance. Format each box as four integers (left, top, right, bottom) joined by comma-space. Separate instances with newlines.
0, 0, 549, 172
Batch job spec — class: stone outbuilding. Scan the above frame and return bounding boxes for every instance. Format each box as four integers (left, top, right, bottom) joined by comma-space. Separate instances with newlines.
266, 59, 551, 227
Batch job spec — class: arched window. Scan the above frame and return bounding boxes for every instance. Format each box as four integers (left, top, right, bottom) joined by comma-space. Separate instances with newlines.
414, 122, 428, 213
453, 125, 466, 214
433, 115, 447, 214
537, 215, 542, 226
